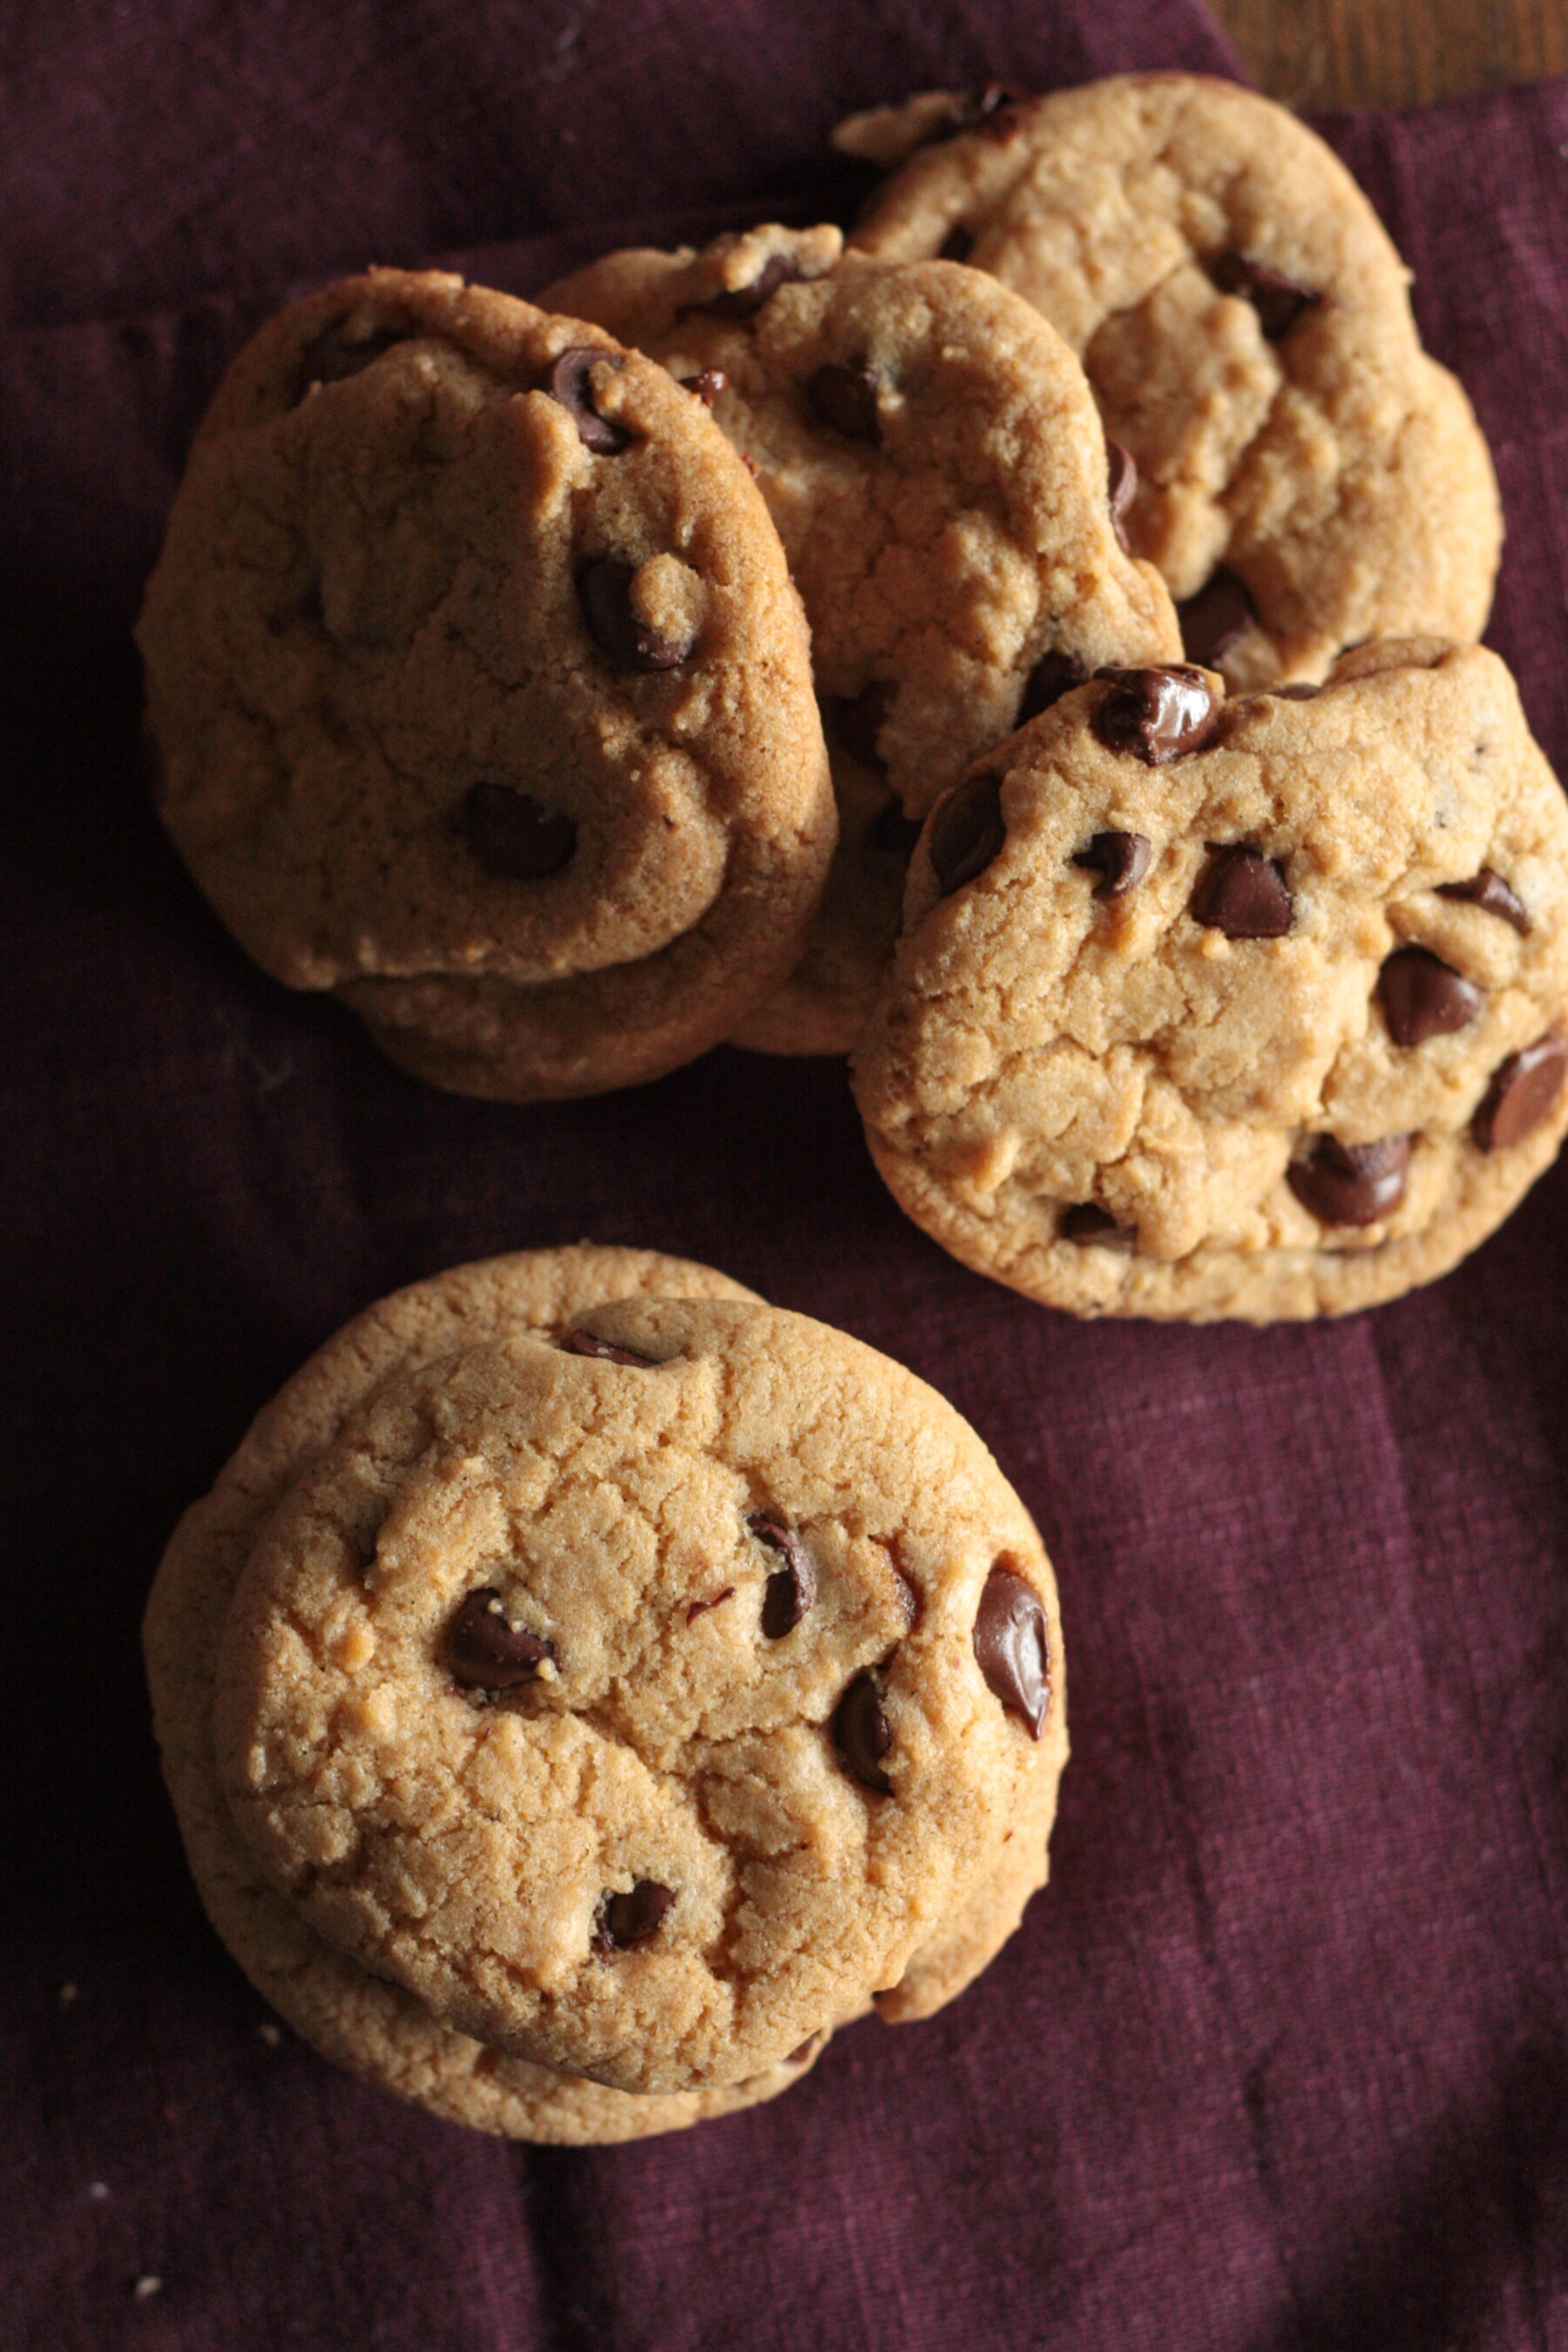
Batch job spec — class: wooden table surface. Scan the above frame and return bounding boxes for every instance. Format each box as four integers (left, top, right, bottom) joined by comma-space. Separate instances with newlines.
1209, 0, 1567, 109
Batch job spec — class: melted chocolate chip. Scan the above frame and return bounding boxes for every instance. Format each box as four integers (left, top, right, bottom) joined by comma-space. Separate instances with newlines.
1436, 868, 1531, 935
748, 1515, 817, 1638
1288, 1134, 1411, 1227
1177, 570, 1255, 668
298, 318, 412, 394
458, 783, 577, 881
939, 224, 976, 262
1106, 440, 1138, 554
828, 681, 891, 772
1377, 945, 1481, 1047
1190, 844, 1294, 938
1073, 830, 1152, 900
686, 1588, 735, 1625
1059, 1203, 1138, 1250
1096, 666, 1220, 764
889, 1563, 921, 1631
1017, 650, 1087, 726
972, 1565, 1050, 1738
545, 346, 632, 454
1473, 1035, 1568, 1152
690, 253, 803, 321
577, 558, 692, 671
560, 1329, 658, 1366
1209, 252, 1320, 341
929, 773, 1005, 896
679, 368, 728, 408
595, 1880, 674, 1955
446, 1591, 553, 1690
808, 360, 882, 444
870, 800, 924, 858
834, 1670, 893, 1794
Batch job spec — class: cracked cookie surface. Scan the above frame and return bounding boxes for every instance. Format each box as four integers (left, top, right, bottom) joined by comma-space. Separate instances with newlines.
137, 270, 834, 1100
208, 1290, 1065, 2095
852, 642, 1568, 1322
841, 75, 1501, 691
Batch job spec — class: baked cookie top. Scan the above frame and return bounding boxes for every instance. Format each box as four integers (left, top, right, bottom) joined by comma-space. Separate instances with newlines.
541, 231, 1179, 818
211, 1294, 1064, 2095
853, 642, 1568, 1322
137, 269, 834, 1098
841, 75, 1502, 689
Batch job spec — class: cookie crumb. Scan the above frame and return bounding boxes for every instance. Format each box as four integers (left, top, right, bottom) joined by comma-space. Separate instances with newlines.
257, 2020, 282, 2047
132, 2276, 163, 2301
88, 2181, 111, 2201
58, 1982, 78, 2008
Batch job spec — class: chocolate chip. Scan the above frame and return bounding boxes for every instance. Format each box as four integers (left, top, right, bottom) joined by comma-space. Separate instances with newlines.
594, 1881, 674, 1955
1017, 650, 1087, 726
1106, 440, 1138, 554
1377, 945, 1481, 1046
545, 346, 632, 454
1436, 868, 1531, 935
834, 1669, 893, 1794
1073, 830, 1152, 900
1177, 570, 1254, 668
686, 1588, 734, 1625
808, 360, 882, 444
972, 1565, 1050, 1738
458, 783, 577, 881
1190, 844, 1294, 938
929, 773, 1005, 896
577, 558, 692, 671
689, 253, 802, 321
748, 1515, 817, 1637
679, 368, 727, 408
870, 800, 924, 858
939, 224, 976, 262
561, 1329, 658, 1366
1059, 1203, 1137, 1250
1288, 1134, 1411, 1227
299, 317, 411, 394
1096, 666, 1220, 765
827, 682, 890, 772
1473, 1035, 1567, 1152
446, 1591, 553, 1690
785, 2034, 822, 2065
1209, 252, 1320, 341
1273, 683, 1321, 700
889, 1563, 921, 1631
923, 82, 1024, 145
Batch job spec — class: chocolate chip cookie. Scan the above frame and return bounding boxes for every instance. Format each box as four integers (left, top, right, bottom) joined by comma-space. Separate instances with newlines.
137, 270, 835, 1100
853, 643, 1568, 1321
204, 1288, 1065, 2097
841, 75, 1502, 691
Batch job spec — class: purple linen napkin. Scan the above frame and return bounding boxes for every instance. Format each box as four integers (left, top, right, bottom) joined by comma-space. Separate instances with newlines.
4, 5, 1568, 2348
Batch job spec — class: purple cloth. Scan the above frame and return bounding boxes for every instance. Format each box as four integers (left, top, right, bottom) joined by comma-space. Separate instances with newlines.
6, 5, 1568, 2345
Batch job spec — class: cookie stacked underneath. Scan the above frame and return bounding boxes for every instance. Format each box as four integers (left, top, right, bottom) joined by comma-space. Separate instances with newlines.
146, 1248, 1067, 2142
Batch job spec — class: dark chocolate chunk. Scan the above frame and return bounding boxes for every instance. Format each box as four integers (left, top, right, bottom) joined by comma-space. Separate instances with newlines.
679, 368, 728, 408
458, 783, 577, 881
689, 253, 803, 321
1106, 439, 1138, 554
577, 558, 692, 671
870, 800, 924, 858
1190, 844, 1294, 938
545, 346, 632, 454
595, 1880, 674, 1955
1288, 1134, 1411, 1227
1177, 568, 1255, 668
748, 1515, 817, 1638
834, 1669, 893, 1794
1073, 829, 1152, 900
1096, 666, 1220, 764
561, 1328, 658, 1366
827, 681, 891, 772
299, 317, 411, 394
1377, 945, 1481, 1046
808, 359, 882, 444
939, 224, 976, 262
1017, 650, 1087, 726
972, 1565, 1050, 1738
446, 1591, 552, 1690
1209, 251, 1320, 341
1059, 1203, 1137, 1250
1436, 868, 1531, 935
929, 773, 1005, 895
1473, 1035, 1567, 1152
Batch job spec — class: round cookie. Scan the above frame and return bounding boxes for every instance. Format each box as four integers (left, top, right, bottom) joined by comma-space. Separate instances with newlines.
210, 1294, 1066, 2096
852, 643, 1568, 1322
840, 75, 1502, 690
137, 270, 835, 1100
145, 1246, 828, 2144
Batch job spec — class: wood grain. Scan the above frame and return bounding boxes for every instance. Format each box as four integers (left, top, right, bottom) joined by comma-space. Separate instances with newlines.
1208, 0, 1568, 110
